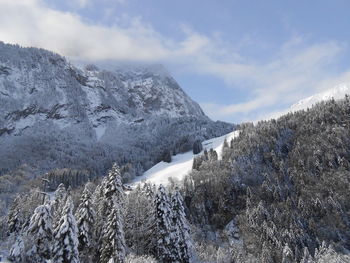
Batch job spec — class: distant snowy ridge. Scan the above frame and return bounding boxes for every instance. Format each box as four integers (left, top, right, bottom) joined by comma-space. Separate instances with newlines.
290, 83, 350, 112
133, 130, 239, 186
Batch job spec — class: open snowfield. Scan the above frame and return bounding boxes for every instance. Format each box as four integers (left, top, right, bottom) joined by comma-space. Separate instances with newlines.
132, 130, 239, 186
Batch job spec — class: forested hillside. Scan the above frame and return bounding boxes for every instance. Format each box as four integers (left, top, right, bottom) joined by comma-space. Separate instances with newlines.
0, 42, 234, 218
2, 97, 350, 262
0, 42, 233, 178
182, 96, 350, 262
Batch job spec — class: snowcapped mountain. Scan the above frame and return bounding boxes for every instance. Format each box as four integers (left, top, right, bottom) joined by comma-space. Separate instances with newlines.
0, 42, 233, 176
290, 83, 350, 112
0, 42, 204, 139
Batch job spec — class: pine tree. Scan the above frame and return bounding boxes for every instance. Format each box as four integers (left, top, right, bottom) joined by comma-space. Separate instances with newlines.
7, 196, 23, 234
171, 190, 193, 263
26, 204, 53, 263
53, 183, 68, 209
192, 140, 203, 154
75, 185, 96, 262
91, 177, 108, 261
104, 163, 124, 201
208, 149, 218, 161
52, 196, 80, 263
155, 185, 177, 262
99, 203, 126, 263
282, 243, 294, 263
52, 183, 68, 228
8, 235, 25, 263
99, 163, 126, 263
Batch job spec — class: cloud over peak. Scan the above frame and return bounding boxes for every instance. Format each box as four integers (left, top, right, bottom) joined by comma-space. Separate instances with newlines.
1, 0, 350, 123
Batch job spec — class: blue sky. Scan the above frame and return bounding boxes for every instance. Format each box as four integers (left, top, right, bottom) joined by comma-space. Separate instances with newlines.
1, 0, 350, 123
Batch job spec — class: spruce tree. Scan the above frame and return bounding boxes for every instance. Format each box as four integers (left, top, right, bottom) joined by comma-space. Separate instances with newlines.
281, 243, 294, 263
104, 163, 124, 201
52, 183, 68, 228
155, 185, 177, 262
99, 203, 126, 263
192, 140, 203, 154
91, 177, 108, 261
8, 235, 25, 263
26, 204, 53, 263
99, 163, 126, 263
52, 196, 80, 263
53, 183, 68, 207
75, 185, 96, 262
208, 149, 218, 161
7, 196, 23, 234
171, 190, 193, 263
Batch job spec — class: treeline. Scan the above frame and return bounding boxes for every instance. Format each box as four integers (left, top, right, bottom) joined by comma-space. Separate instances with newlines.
44, 168, 94, 190
3, 165, 194, 263
0, 116, 233, 215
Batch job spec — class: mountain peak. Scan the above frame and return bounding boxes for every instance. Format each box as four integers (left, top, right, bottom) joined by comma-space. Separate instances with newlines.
0, 42, 205, 137
290, 83, 350, 112
0, 42, 232, 176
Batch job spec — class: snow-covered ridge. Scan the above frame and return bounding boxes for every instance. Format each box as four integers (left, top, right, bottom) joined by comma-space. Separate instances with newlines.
0, 42, 205, 139
132, 130, 239, 186
290, 83, 350, 112
0, 41, 234, 175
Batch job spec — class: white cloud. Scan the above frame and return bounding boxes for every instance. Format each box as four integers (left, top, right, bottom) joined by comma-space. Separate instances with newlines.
0, 0, 171, 61
71, 0, 126, 8
198, 41, 350, 122
0, 0, 350, 123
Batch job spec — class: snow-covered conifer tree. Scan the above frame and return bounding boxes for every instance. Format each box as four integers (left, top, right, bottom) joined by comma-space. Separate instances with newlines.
281, 243, 294, 263
155, 185, 177, 262
104, 163, 124, 201
99, 163, 126, 263
75, 185, 96, 261
52, 183, 68, 226
171, 190, 193, 263
7, 196, 23, 234
54, 183, 68, 206
26, 203, 53, 263
99, 203, 126, 263
8, 235, 25, 263
52, 196, 80, 263
92, 178, 107, 224
91, 177, 109, 261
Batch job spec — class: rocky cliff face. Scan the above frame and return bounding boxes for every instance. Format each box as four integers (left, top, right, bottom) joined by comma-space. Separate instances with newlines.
0, 42, 233, 176
0, 42, 204, 139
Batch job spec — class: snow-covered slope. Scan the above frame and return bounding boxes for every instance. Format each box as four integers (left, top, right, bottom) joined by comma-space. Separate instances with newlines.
0, 42, 205, 139
138, 82, 349, 186
0, 41, 234, 175
133, 130, 239, 186
290, 83, 350, 112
